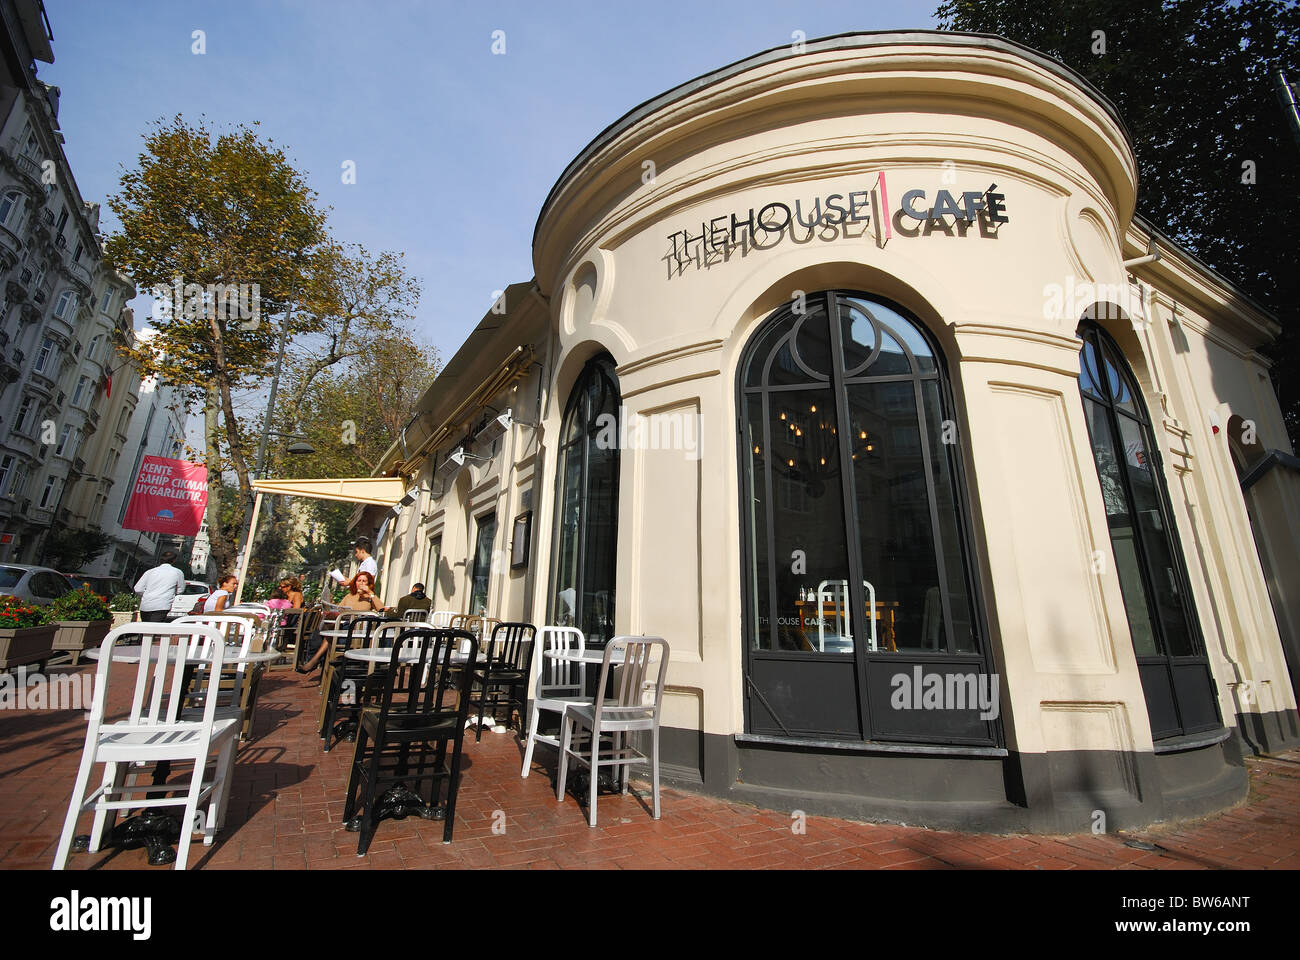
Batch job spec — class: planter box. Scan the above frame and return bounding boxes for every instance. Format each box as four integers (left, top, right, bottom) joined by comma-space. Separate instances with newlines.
0, 625, 58, 672
110, 611, 137, 630
52, 620, 112, 665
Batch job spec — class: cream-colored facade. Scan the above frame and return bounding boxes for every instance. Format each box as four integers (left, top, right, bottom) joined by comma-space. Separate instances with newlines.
369, 33, 1299, 832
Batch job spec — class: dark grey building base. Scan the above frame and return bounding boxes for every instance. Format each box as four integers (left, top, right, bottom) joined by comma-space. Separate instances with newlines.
650, 719, 1276, 835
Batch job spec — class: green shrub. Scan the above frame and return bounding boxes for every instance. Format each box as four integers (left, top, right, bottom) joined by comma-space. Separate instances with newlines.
108, 592, 140, 612
48, 586, 111, 622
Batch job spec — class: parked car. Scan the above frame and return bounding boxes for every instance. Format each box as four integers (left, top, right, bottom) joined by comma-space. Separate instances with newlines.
168, 580, 211, 619
0, 564, 78, 605
62, 574, 132, 599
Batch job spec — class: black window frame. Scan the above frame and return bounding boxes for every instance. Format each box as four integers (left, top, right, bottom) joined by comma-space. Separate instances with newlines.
547, 353, 621, 645
1075, 321, 1220, 739
736, 290, 997, 745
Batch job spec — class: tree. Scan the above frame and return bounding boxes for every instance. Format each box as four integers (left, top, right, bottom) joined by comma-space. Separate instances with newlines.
104, 116, 329, 572
937, 0, 1300, 443
277, 330, 441, 479
40, 526, 111, 571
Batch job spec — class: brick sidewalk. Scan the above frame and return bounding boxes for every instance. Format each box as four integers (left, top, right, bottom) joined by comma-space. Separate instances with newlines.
3, 663, 1298, 870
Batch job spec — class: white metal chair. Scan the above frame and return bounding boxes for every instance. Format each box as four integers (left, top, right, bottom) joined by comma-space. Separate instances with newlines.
425, 610, 457, 628
403, 608, 432, 623
816, 579, 878, 652
556, 636, 670, 827
53, 622, 241, 870
521, 626, 588, 778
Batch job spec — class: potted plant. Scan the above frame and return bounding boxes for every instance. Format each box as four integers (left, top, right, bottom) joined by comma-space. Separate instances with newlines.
0, 596, 55, 672
108, 592, 140, 630
48, 586, 112, 665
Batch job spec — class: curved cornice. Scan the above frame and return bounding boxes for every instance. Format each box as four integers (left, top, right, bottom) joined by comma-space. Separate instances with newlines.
533, 31, 1137, 286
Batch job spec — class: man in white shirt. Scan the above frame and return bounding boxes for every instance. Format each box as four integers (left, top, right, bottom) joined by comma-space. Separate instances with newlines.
134, 551, 186, 622
342, 537, 379, 594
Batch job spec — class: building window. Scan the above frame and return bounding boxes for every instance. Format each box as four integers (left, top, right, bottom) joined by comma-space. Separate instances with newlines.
71, 376, 90, 406
469, 513, 497, 615
425, 537, 442, 598
0, 455, 13, 495
53, 290, 76, 320
15, 396, 37, 436
55, 425, 78, 458
34, 336, 60, 374
0, 191, 23, 228
1076, 321, 1220, 739
549, 354, 620, 643
739, 291, 990, 743
100, 290, 113, 314
10, 463, 28, 498
86, 334, 102, 361
39, 475, 61, 510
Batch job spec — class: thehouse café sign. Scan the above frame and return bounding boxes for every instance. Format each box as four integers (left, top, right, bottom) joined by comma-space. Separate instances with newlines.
665, 174, 1008, 269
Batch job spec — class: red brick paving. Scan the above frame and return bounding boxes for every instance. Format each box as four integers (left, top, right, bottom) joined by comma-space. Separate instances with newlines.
2, 662, 1298, 870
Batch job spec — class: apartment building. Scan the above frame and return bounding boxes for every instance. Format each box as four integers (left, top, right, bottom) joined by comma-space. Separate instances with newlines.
0, 0, 144, 568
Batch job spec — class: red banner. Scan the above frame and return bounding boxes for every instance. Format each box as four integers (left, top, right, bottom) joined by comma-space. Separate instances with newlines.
122, 456, 209, 536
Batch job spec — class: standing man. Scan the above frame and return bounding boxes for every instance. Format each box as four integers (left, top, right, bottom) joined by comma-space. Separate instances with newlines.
341, 537, 379, 594
134, 550, 186, 622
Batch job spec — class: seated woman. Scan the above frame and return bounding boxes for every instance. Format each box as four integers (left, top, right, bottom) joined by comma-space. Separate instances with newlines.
266, 587, 292, 611
203, 574, 238, 613
296, 571, 384, 674
280, 577, 304, 609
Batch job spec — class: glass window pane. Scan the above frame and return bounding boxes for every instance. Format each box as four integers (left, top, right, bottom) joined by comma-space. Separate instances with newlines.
847, 381, 943, 654
745, 400, 771, 649
470, 514, 497, 615
580, 431, 618, 642
1082, 399, 1160, 656
552, 443, 583, 627
1115, 416, 1195, 656
1079, 339, 1105, 399
767, 386, 852, 653
920, 380, 977, 652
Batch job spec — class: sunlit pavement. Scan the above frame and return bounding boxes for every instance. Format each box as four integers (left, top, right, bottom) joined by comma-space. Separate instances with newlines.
3, 663, 1297, 870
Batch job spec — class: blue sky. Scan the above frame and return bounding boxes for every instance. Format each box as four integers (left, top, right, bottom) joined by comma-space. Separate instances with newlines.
41, 0, 940, 362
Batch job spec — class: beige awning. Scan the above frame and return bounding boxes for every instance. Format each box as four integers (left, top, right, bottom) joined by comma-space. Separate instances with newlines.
249, 476, 407, 506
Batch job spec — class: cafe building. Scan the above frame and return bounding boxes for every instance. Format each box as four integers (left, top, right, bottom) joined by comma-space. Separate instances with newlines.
365, 32, 1300, 832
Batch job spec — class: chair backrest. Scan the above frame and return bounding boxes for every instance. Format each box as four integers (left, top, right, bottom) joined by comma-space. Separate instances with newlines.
486, 621, 534, 669
536, 626, 585, 699
172, 614, 257, 702
448, 613, 470, 631
88, 622, 228, 735
402, 607, 431, 622
375, 628, 478, 727
592, 636, 670, 723
465, 616, 502, 645
344, 613, 387, 651
427, 610, 456, 628
369, 620, 414, 650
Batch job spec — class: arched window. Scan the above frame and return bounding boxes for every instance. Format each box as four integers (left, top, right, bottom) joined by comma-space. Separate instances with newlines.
1076, 322, 1219, 738
739, 291, 991, 744
550, 354, 620, 643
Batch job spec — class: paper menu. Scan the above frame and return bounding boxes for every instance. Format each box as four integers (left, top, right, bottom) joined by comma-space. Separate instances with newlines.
329, 569, 345, 583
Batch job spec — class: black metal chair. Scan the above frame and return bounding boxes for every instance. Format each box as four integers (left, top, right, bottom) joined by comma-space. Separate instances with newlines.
320, 613, 387, 752
343, 627, 477, 853
470, 621, 536, 742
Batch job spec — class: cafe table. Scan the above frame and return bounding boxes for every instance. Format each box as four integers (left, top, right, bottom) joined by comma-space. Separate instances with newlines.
75, 643, 282, 865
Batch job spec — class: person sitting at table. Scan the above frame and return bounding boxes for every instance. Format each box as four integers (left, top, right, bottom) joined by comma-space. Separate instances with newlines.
279, 577, 304, 608
265, 587, 292, 611
296, 571, 384, 674
396, 582, 431, 618
203, 574, 238, 613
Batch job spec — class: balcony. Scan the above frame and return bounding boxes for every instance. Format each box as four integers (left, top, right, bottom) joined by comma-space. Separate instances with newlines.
65, 260, 92, 292
0, 225, 23, 266
3, 140, 42, 189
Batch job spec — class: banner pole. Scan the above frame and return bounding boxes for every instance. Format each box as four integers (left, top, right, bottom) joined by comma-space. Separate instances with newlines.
234, 491, 263, 604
